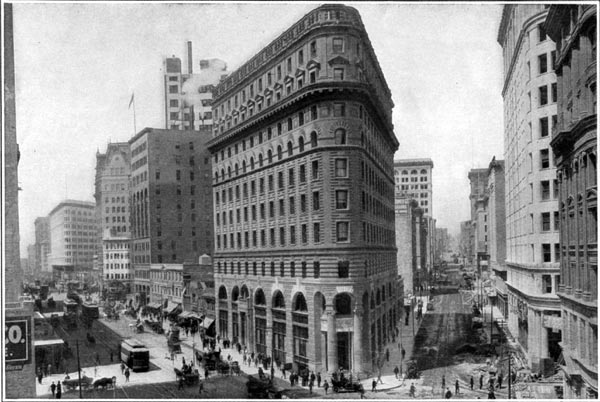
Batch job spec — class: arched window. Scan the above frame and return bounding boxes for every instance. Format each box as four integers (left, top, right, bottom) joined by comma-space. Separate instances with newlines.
401, 170, 408, 175
235, 163, 239, 176
420, 169, 427, 174
287, 118, 293, 131
376, 289, 381, 305
411, 169, 418, 174
241, 285, 249, 299
254, 289, 266, 305
231, 286, 239, 302
287, 141, 293, 157
221, 169, 225, 179
242, 161, 247, 173
258, 154, 263, 167
277, 122, 282, 135
214, 172, 219, 182
335, 293, 352, 315
267, 149, 273, 164
277, 145, 283, 161
294, 293, 308, 311
228, 166, 232, 177
273, 291, 285, 309
310, 131, 318, 148
335, 128, 346, 145
298, 136, 305, 153
250, 157, 255, 170
218, 286, 228, 300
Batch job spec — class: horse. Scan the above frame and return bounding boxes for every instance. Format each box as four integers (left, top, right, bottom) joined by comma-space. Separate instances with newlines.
93, 376, 116, 390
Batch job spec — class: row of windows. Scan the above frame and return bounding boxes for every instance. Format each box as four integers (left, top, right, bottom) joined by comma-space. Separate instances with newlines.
103, 183, 127, 192
105, 206, 128, 213
398, 176, 428, 183
216, 222, 323, 249
394, 169, 428, 176
105, 273, 131, 280
215, 160, 323, 205
104, 263, 131, 270
105, 196, 127, 204
62, 209, 94, 216
105, 224, 128, 233
103, 242, 130, 250
104, 253, 129, 259
538, 82, 558, 106
217, 260, 322, 278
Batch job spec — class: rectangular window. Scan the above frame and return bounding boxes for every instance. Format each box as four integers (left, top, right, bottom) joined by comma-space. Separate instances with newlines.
335, 190, 348, 209
260, 203, 265, 220
554, 211, 559, 231
540, 117, 549, 137
278, 172, 284, 189
301, 224, 308, 244
336, 221, 349, 242
542, 212, 551, 231
552, 82, 557, 103
538, 23, 547, 42
277, 65, 282, 80
290, 226, 296, 245
261, 230, 266, 246
279, 199, 285, 216
542, 274, 552, 293
541, 149, 550, 169
270, 228, 275, 246
313, 261, 320, 278
312, 191, 320, 211
541, 180, 550, 200
287, 57, 292, 72
539, 85, 548, 106
298, 50, 304, 65
310, 41, 317, 57
299, 164, 306, 183
542, 243, 552, 262
538, 53, 548, 74
269, 201, 274, 218
335, 158, 348, 177
337, 260, 349, 278
289, 196, 295, 214
268, 175, 274, 191
300, 194, 307, 213
333, 68, 344, 80
312, 160, 319, 179
554, 243, 560, 262
309, 70, 316, 84
332, 38, 344, 52
313, 222, 320, 243
280, 227, 286, 246
169, 85, 178, 94
288, 168, 295, 187
333, 103, 346, 117
169, 99, 178, 107
553, 179, 559, 199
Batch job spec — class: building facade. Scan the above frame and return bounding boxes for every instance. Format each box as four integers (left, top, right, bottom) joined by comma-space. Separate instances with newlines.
102, 230, 133, 292
129, 127, 214, 305
34, 217, 51, 277
395, 198, 427, 295
95, 142, 132, 290
498, 5, 562, 371
209, 4, 400, 374
164, 42, 227, 130
469, 168, 489, 269
394, 159, 433, 216
48, 200, 98, 279
546, 5, 597, 399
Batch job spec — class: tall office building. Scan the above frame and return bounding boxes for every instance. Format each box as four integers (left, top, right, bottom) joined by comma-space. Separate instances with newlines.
94, 142, 132, 286
545, 5, 597, 399
394, 159, 433, 216
468, 168, 489, 269
209, 4, 400, 374
34, 216, 51, 277
129, 127, 214, 305
164, 42, 227, 130
48, 200, 98, 281
498, 5, 562, 372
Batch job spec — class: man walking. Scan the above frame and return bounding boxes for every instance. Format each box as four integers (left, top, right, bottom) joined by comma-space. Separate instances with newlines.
455, 379, 460, 395
372, 378, 377, 392
323, 380, 329, 394
56, 381, 62, 399
50, 382, 56, 398
394, 366, 400, 379
401, 347, 406, 360
441, 375, 445, 390
470, 376, 474, 390
317, 372, 321, 387
479, 374, 483, 389
124, 367, 130, 382
386, 348, 390, 362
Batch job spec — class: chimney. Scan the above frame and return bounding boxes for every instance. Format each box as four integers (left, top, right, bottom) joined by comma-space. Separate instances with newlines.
187, 41, 193, 75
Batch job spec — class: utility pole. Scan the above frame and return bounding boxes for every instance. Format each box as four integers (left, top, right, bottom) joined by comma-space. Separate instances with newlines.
507, 353, 512, 399
76, 340, 82, 399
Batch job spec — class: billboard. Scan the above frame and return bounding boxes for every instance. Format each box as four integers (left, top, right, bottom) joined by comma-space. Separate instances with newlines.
5, 317, 31, 364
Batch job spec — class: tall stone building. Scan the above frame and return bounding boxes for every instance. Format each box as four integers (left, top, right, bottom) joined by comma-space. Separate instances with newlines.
34, 216, 51, 278
208, 4, 400, 374
94, 142, 132, 287
394, 159, 434, 216
468, 168, 489, 270
498, 4, 562, 372
164, 42, 227, 130
4, 3, 36, 397
545, 5, 597, 399
395, 198, 427, 295
129, 127, 214, 306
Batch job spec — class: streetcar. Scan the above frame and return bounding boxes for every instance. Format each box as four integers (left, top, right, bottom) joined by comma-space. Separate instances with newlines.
81, 302, 100, 319
63, 298, 79, 328
120, 339, 150, 372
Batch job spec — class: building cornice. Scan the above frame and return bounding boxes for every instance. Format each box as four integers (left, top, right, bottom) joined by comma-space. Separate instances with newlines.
506, 282, 562, 309
545, 5, 596, 69
506, 260, 560, 273
551, 114, 597, 156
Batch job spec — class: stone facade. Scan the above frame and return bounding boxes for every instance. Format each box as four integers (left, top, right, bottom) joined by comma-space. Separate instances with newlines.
209, 4, 400, 375
546, 5, 597, 398
498, 4, 562, 371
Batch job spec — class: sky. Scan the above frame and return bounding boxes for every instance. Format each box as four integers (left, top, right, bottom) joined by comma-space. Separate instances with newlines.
11, 2, 505, 256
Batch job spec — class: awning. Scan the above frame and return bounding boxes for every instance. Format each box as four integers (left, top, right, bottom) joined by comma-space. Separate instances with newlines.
35, 339, 65, 347
201, 317, 215, 329
179, 311, 199, 319
164, 302, 181, 315
146, 302, 161, 309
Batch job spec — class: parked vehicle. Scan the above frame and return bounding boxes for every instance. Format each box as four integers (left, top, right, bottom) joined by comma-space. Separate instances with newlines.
120, 339, 150, 372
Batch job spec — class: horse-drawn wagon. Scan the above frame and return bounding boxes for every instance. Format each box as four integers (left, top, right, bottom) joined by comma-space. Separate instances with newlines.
62, 375, 94, 391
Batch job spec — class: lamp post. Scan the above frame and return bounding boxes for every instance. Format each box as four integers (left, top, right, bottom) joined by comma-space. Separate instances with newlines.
76, 340, 82, 399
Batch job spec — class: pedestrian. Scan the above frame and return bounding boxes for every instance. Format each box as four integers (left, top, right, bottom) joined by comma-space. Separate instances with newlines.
309, 379, 313, 394
488, 387, 496, 399
386, 348, 390, 362
317, 372, 321, 387
455, 379, 460, 394
310, 371, 316, 385
38, 370, 43, 384
198, 381, 204, 395
442, 375, 446, 390
372, 378, 377, 392
359, 384, 366, 399
282, 366, 286, 379
124, 368, 130, 382
182, 356, 186, 366
401, 347, 406, 360
394, 365, 399, 379
497, 375, 503, 389
121, 362, 125, 374
479, 374, 483, 390
323, 380, 329, 394
204, 367, 209, 379
94, 366, 98, 377
409, 382, 416, 398
110, 351, 114, 363
243, 353, 247, 365
96, 352, 100, 365
445, 387, 452, 399
50, 382, 56, 398
178, 377, 184, 390
56, 381, 62, 399
470, 376, 474, 390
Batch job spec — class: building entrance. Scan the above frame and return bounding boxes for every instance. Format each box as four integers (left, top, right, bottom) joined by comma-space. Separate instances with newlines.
337, 332, 351, 371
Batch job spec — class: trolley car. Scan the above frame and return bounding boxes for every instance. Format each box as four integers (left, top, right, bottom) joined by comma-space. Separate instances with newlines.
120, 339, 150, 372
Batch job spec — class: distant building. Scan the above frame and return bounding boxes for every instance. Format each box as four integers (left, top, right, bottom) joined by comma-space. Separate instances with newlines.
128, 127, 214, 306
209, 4, 400, 374
34, 216, 51, 277
164, 42, 227, 130
48, 200, 98, 281
459, 220, 474, 265
395, 198, 427, 295
435, 227, 450, 263
102, 230, 132, 293
498, 4, 561, 372
468, 168, 489, 270
26, 244, 36, 277
94, 142, 132, 280
394, 159, 434, 216
545, 5, 597, 399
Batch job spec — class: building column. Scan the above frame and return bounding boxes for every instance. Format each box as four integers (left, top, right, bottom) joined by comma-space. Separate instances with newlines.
326, 305, 338, 374
227, 299, 233, 341
247, 304, 255, 354
540, 312, 549, 359
353, 303, 364, 374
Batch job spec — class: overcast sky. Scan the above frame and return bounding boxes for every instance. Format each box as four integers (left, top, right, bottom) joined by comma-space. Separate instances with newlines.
12, 2, 504, 255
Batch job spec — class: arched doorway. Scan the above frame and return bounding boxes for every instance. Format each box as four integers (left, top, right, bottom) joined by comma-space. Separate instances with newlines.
271, 291, 286, 365
231, 286, 240, 344
218, 285, 228, 339
334, 292, 353, 371
254, 288, 267, 355
292, 292, 309, 372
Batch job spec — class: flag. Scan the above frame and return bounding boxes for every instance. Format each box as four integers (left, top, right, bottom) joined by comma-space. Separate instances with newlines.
128, 93, 134, 109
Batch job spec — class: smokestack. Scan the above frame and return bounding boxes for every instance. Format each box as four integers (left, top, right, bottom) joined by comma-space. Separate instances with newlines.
187, 41, 193, 75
